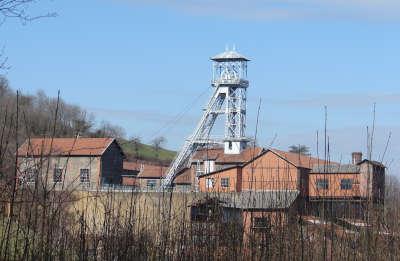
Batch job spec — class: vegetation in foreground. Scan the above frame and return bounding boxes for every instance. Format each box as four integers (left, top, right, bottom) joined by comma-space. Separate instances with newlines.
0, 77, 399, 260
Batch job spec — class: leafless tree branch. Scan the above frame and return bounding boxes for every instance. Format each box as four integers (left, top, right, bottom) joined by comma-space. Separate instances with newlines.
0, 0, 56, 24
0, 0, 56, 71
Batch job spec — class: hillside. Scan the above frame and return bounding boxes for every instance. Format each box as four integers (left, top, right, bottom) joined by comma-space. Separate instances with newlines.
0, 78, 177, 167
118, 139, 176, 164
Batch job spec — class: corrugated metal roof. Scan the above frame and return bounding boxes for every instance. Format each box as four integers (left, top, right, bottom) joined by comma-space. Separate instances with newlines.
311, 164, 360, 174
191, 191, 299, 210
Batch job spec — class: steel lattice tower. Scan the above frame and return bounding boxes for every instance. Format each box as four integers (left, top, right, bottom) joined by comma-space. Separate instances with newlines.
162, 48, 250, 188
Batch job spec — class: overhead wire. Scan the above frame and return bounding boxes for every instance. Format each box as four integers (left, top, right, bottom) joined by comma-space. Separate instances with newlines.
146, 86, 211, 142
117, 86, 211, 149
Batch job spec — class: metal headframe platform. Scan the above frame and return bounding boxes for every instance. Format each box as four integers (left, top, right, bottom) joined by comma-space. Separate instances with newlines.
162, 47, 251, 189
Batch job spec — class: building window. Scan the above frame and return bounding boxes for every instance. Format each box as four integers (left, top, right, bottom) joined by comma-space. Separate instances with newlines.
340, 179, 353, 190
316, 179, 329, 190
204, 160, 215, 174
147, 180, 157, 190
252, 217, 270, 229
229, 141, 232, 150
26, 169, 38, 183
80, 169, 90, 183
53, 168, 63, 183
206, 178, 215, 189
221, 178, 230, 188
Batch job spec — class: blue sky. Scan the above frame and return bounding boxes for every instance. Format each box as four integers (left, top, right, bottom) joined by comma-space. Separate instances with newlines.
1, 0, 399, 174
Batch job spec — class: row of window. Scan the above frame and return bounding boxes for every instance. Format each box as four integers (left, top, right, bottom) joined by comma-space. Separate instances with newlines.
205, 177, 230, 189
316, 178, 353, 190
54, 168, 90, 183
24, 168, 90, 184
203, 177, 353, 191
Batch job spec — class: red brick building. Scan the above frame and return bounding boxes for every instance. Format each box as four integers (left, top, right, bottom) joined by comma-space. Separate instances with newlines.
190, 147, 385, 239
197, 148, 324, 194
191, 147, 384, 220
121, 161, 168, 191
172, 147, 264, 191
195, 148, 385, 203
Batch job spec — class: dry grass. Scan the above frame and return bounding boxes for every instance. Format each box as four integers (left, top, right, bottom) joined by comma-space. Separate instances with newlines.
0, 187, 398, 260
0, 89, 399, 260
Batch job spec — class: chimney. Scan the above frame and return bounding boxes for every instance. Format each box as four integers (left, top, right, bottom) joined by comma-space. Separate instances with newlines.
352, 152, 362, 165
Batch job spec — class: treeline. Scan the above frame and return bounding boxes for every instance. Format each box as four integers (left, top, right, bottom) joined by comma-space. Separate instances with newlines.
0, 76, 124, 143
0, 76, 174, 169
0, 76, 128, 179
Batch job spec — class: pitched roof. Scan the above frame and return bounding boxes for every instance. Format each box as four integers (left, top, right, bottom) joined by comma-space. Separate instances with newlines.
192, 146, 264, 164
17, 138, 117, 156
197, 148, 336, 178
311, 164, 360, 174
123, 161, 141, 171
136, 163, 168, 179
197, 165, 240, 178
220, 147, 264, 163
269, 149, 334, 169
172, 168, 192, 184
211, 50, 250, 61
191, 191, 299, 210
222, 191, 300, 209
358, 159, 386, 168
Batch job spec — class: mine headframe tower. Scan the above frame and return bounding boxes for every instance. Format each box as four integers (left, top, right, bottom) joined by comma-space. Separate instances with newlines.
162, 48, 250, 189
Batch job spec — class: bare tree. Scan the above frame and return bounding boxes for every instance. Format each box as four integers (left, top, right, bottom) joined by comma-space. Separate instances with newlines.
289, 144, 310, 155
0, 76, 9, 97
151, 136, 166, 163
0, 46, 9, 70
0, 0, 56, 23
129, 135, 141, 161
0, 0, 56, 70
92, 121, 126, 139
151, 136, 166, 150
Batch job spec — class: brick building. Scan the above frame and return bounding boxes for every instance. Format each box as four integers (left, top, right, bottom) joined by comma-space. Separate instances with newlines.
172, 147, 264, 191
195, 148, 384, 201
121, 161, 141, 188
192, 147, 385, 218
189, 146, 385, 239
121, 161, 168, 191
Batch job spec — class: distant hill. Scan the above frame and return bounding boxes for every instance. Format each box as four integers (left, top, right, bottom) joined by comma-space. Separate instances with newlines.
118, 139, 176, 164
0, 77, 176, 170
